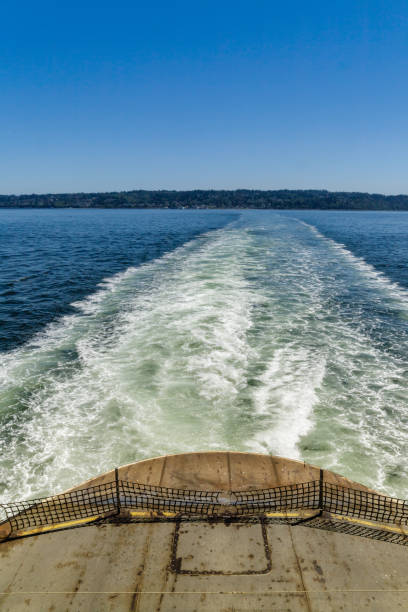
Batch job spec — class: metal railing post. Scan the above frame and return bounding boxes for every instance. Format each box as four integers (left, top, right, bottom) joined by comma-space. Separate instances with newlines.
115, 468, 121, 515
319, 469, 324, 510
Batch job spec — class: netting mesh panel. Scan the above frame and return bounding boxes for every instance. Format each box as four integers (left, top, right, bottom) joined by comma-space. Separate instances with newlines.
234, 481, 320, 514
1, 481, 117, 531
120, 481, 220, 515
323, 482, 408, 524
2, 477, 408, 547
303, 516, 408, 547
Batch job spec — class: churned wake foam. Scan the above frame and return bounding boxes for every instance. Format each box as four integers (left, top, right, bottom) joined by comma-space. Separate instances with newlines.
1, 214, 408, 500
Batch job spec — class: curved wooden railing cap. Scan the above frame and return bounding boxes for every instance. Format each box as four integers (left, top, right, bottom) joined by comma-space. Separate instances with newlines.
63, 451, 379, 495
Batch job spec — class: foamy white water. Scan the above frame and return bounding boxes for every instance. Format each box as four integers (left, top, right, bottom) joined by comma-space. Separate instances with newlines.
1, 213, 408, 500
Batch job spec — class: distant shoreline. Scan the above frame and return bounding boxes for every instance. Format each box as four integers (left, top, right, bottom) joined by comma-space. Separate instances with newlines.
2, 189, 408, 210
2, 207, 408, 212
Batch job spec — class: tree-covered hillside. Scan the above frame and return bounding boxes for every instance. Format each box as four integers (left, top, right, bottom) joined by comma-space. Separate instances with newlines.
1, 189, 408, 210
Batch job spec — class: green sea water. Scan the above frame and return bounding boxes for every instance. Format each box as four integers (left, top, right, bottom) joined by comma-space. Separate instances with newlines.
1, 209, 408, 500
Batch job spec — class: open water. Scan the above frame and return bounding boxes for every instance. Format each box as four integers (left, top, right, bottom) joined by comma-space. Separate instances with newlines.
1, 208, 408, 500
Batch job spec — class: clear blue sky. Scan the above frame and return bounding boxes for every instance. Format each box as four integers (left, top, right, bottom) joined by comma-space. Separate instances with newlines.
1, 0, 407, 194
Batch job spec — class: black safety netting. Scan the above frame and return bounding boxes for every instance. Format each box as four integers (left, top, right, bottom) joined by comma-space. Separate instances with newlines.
1, 477, 408, 546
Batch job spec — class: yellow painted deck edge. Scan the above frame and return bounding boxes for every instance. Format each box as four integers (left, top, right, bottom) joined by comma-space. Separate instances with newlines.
6, 509, 408, 540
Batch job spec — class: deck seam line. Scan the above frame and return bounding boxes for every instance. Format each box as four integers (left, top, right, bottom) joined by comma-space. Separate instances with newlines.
227, 452, 232, 490
158, 456, 167, 487
288, 526, 313, 612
